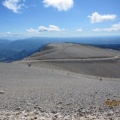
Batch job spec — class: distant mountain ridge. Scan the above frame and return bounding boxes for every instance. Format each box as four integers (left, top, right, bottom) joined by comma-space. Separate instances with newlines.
0, 38, 48, 62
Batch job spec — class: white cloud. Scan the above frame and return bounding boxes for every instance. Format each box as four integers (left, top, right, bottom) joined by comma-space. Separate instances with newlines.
92, 28, 102, 32
26, 28, 38, 33
27, 25, 62, 33
38, 25, 61, 32
1, 32, 12, 36
93, 23, 120, 32
0, 32, 24, 39
3, 0, 25, 13
76, 28, 83, 32
6, 31, 11, 34
88, 12, 117, 23
43, 0, 74, 11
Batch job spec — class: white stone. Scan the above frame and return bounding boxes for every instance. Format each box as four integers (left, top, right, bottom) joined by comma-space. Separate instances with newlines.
0, 91, 4, 94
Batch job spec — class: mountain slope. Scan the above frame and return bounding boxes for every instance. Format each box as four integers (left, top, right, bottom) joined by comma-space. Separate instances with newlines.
24, 43, 120, 78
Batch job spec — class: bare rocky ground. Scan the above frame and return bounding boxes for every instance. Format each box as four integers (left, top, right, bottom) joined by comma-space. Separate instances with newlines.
0, 62, 120, 119
0, 43, 120, 119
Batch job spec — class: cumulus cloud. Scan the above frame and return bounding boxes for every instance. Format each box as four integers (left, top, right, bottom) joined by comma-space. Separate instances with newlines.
43, 0, 74, 11
27, 25, 62, 33
76, 28, 83, 32
88, 12, 117, 23
3, 0, 25, 13
38, 25, 61, 32
93, 23, 120, 32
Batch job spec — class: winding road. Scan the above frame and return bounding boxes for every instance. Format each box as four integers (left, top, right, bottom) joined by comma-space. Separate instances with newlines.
24, 55, 120, 63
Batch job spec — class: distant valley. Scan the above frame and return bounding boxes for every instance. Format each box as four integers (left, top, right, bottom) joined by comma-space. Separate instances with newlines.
0, 38, 48, 62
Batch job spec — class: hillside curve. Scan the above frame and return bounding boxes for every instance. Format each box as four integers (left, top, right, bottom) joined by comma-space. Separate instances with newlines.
23, 43, 120, 78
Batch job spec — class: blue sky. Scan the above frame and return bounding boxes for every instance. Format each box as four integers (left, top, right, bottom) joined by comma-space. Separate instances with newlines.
0, 0, 120, 39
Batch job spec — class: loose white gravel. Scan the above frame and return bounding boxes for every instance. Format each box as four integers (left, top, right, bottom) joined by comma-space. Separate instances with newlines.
0, 109, 120, 120
0, 62, 120, 119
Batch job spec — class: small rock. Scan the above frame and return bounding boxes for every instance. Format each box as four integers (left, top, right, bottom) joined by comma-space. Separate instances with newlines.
34, 116, 37, 119
15, 106, 21, 111
16, 112, 21, 116
109, 110, 114, 115
0, 91, 4, 94
34, 106, 38, 109
115, 109, 119, 113
40, 116, 46, 120
54, 113, 61, 118
51, 110, 57, 114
